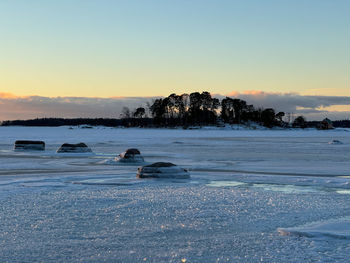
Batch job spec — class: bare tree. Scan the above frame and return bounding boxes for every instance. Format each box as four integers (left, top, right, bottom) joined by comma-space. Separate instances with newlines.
120, 107, 131, 119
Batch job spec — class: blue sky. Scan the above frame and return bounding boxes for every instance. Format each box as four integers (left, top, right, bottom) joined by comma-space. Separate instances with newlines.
1, 0, 349, 97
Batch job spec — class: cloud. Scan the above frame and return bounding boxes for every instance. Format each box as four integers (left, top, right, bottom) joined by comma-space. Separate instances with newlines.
1, 91, 350, 121
222, 90, 350, 120
0, 95, 157, 120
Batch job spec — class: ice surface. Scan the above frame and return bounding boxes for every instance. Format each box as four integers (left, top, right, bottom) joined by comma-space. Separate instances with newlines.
207, 180, 246, 187
1, 126, 350, 262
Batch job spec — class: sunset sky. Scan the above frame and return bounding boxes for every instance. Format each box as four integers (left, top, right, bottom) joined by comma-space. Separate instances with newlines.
1, 1, 350, 120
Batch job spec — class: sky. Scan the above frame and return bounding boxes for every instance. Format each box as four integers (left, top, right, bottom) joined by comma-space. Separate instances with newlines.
0, 1, 350, 120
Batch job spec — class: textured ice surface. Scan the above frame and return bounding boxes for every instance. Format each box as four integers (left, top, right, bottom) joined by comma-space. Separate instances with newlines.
1, 126, 350, 262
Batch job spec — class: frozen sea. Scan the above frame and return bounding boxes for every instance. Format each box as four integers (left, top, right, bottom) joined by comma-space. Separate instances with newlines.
1, 126, 350, 262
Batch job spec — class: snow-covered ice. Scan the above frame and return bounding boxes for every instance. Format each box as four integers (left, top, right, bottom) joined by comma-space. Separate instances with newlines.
1, 126, 350, 262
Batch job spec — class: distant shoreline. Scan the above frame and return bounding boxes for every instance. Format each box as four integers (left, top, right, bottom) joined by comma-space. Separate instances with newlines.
2, 117, 350, 129
2, 92, 350, 129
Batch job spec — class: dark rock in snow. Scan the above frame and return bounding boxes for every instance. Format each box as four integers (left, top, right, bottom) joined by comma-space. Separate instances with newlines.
57, 142, 92, 153
146, 162, 176, 167
328, 139, 343, 145
137, 162, 190, 179
14, 140, 45, 151
115, 148, 144, 163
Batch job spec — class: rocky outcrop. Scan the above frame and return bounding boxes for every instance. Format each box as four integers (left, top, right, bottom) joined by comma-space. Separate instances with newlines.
137, 162, 190, 179
329, 139, 343, 145
115, 148, 144, 163
14, 140, 45, 151
57, 143, 92, 153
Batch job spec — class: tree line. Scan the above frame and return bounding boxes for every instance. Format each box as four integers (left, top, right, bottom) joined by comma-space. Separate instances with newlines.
123, 91, 286, 128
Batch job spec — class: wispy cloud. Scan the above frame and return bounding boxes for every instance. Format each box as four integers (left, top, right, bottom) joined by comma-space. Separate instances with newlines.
1, 91, 350, 121
0, 95, 156, 120
223, 90, 350, 120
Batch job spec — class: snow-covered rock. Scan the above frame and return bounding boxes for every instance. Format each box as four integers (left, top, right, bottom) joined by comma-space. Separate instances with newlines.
14, 140, 45, 151
115, 148, 144, 163
137, 162, 190, 179
57, 142, 92, 153
278, 218, 350, 240
328, 139, 343, 145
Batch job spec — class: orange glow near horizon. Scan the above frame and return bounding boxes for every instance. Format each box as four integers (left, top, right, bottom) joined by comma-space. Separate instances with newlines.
301, 88, 350, 97
318, 105, 350, 112
0, 92, 19, 99
3, 88, 350, 101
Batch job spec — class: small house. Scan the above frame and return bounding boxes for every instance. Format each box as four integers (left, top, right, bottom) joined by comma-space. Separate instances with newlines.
318, 118, 334, 130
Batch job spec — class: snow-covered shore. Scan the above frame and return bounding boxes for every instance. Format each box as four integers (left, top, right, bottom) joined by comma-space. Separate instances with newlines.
1, 126, 350, 262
